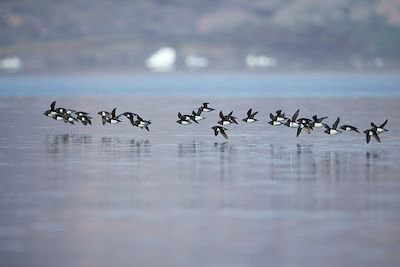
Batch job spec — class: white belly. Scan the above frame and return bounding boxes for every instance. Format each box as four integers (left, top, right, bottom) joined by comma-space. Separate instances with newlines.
277, 117, 285, 122
330, 129, 339, 135
290, 122, 299, 128
314, 122, 323, 128
246, 119, 256, 123
195, 116, 204, 121
181, 121, 191, 125
222, 121, 231, 125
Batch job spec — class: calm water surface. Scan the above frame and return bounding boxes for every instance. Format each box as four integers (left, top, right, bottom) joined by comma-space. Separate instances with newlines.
0, 76, 400, 267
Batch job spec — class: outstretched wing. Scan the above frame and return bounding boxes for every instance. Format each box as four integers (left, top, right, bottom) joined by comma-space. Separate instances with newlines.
50, 101, 56, 110
221, 129, 228, 139
371, 122, 378, 128
269, 113, 275, 120
323, 123, 331, 130
111, 108, 116, 118
366, 132, 371, 143
247, 109, 252, 116
333, 117, 340, 129
212, 127, 218, 136
296, 127, 302, 137
219, 111, 224, 119
380, 119, 388, 128
292, 109, 300, 121
373, 131, 381, 143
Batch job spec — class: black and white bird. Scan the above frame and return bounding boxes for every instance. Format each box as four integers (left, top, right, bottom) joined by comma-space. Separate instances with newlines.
340, 124, 359, 133
212, 126, 228, 139
242, 108, 258, 123
311, 115, 328, 128
284, 109, 300, 128
371, 119, 388, 133
105, 108, 122, 124
218, 111, 237, 125
297, 117, 313, 125
177, 112, 192, 125
324, 117, 341, 135
268, 113, 283, 126
75, 111, 92, 119
98, 110, 113, 125
363, 128, 381, 144
44, 101, 57, 118
192, 110, 205, 121
296, 123, 313, 137
274, 110, 286, 122
76, 114, 92, 126
198, 102, 215, 112
135, 114, 151, 131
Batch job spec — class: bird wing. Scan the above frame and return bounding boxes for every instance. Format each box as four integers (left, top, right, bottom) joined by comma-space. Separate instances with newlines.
333, 117, 340, 129
296, 127, 302, 137
380, 119, 388, 128
50, 101, 56, 110
111, 108, 116, 118
247, 109, 252, 116
212, 127, 218, 136
366, 132, 371, 143
221, 129, 228, 139
323, 123, 331, 130
373, 131, 381, 143
292, 109, 300, 121
219, 111, 224, 119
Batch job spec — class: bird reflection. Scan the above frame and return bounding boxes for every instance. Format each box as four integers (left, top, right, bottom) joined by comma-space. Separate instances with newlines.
365, 150, 387, 181
101, 137, 151, 156
47, 134, 92, 154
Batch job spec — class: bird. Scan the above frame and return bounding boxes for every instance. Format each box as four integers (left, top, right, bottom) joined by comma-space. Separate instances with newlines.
105, 108, 122, 124
371, 119, 388, 133
212, 126, 228, 139
296, 123, 313, 137
98, 110, 112, 125
363, 128, 381, 143
268, 113, 283, 126
199, 102, 215, 112
340, 124, 359, 133
297, 117, 313, 125
274, 110, 286, 122
44, 101, 57, 118
122, 112, 137, 126
324, 117, 341, 135
135, 114, 151, 131
311, 115, 328, 128
192, 110, 205, 121
177, 112, 192, 125
218, 111, 237, 125
75, 111, 92, 119
284, 109, 300, 128
76, 114, 92, 125
242, 108, 258, 123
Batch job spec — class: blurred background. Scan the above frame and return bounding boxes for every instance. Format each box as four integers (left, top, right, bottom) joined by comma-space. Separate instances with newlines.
1, 0, 400, 73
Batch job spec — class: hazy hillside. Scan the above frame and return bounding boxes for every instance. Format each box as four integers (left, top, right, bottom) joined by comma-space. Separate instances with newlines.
1, 0, 400, 72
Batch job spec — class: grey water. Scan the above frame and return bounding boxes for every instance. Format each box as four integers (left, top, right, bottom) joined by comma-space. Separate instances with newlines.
0, 74, 400, 267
